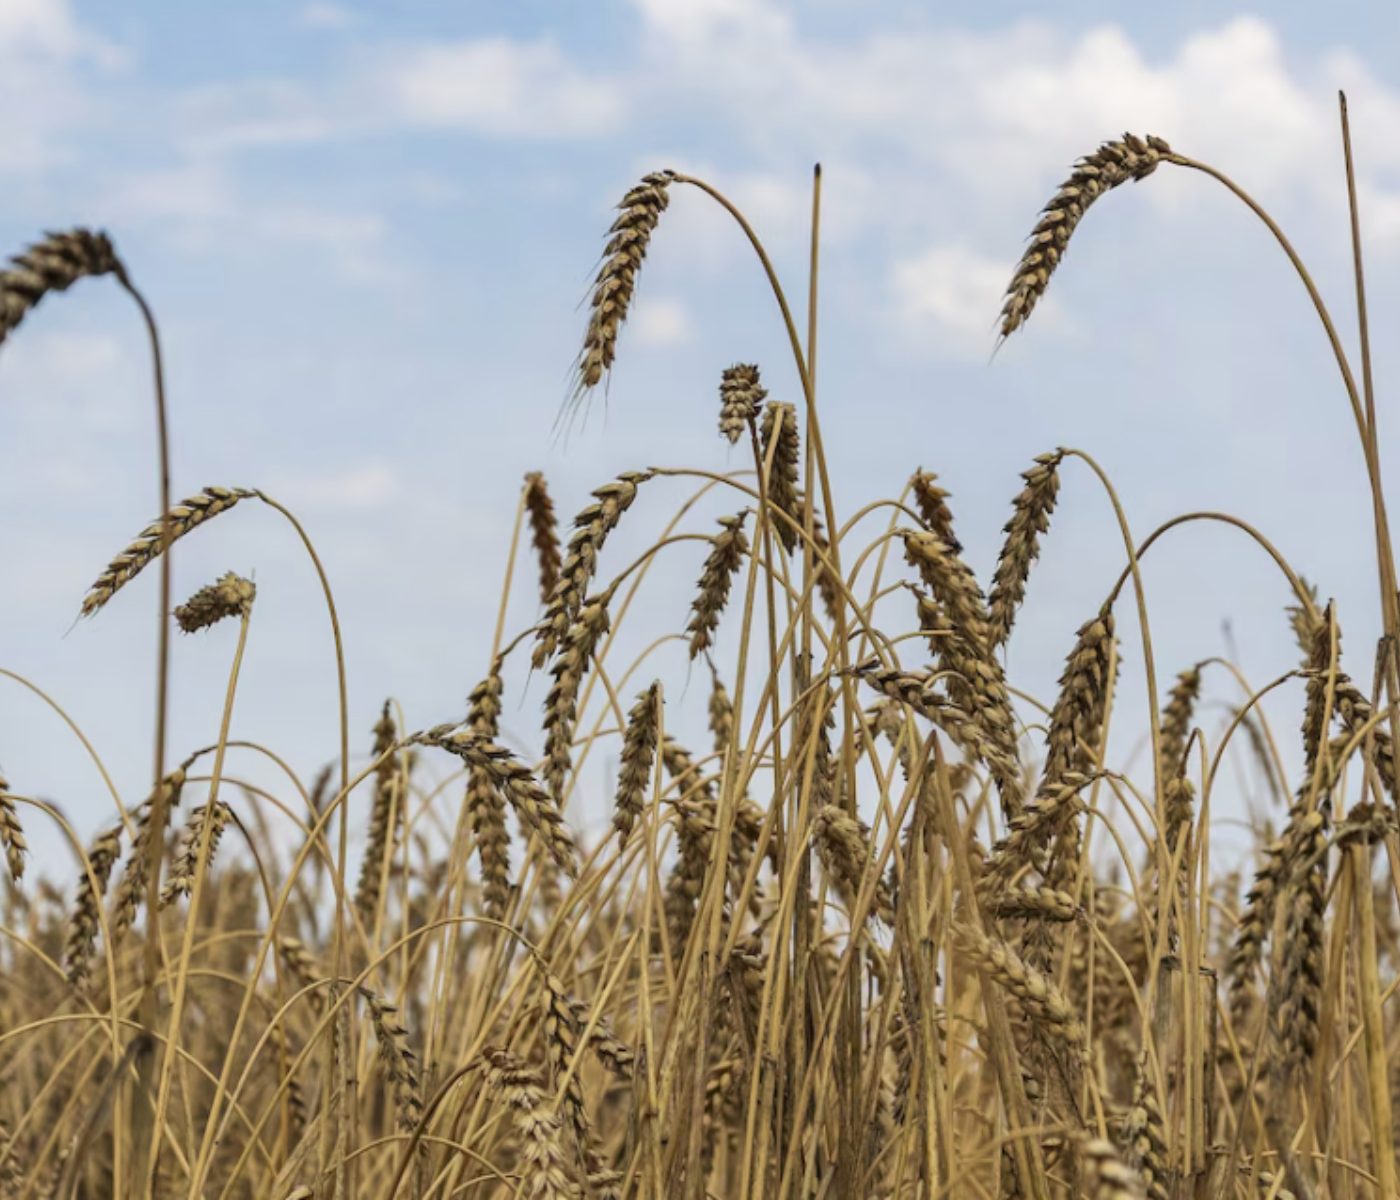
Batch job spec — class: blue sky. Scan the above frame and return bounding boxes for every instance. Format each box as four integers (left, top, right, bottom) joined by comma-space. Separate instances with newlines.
3, 0, 1398, 866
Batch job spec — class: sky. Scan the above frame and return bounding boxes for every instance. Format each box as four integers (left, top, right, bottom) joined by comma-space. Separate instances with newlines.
3, 0, 1400, 870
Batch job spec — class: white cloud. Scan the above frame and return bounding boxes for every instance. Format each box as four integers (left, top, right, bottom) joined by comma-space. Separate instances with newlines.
380, 38, 624, 138
890, 243, 1016, 354
632, 296, 693, 347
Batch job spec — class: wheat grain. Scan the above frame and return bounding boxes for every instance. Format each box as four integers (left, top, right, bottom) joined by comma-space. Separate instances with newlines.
1084, 1138, 1146, 1200
1000, 134, 1171, 337
81, 487, 255, 618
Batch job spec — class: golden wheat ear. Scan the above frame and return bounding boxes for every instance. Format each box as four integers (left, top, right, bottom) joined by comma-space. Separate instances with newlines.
0, 229, 124, 349
1000, 133, 1171, 338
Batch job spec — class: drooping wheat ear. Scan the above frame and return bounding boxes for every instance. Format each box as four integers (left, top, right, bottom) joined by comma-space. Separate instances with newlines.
1084, 1138, 1146, 1200
718, 363, 766, 443
576, 170, 675, 392
355, 702, 402, 922
476, 1047, 577, 1200
533, 471, 650, 668
0, 779, 26, 884
1124, 1054, 1169, 1200
160, 801, 231, 905
464, 665, 512, 918
812, 803, 894, 924
987, 883, 1082, 923
62, 824, 121, 986
987, 451, 1064, 648
1275, 809, 1328, 1080
1157, 662, 1203, 778
80, 486, 255, 618
360, 988, 423, 1133
407, 725, 577, 875
906, 472, 962, 559
1285, 576, 1322, 655
110, 768, 187, 942
173, 571, 255, 634
954, 922, 1086, 1062
523, 472, 562, 604
686, 512, 750, 658
0, 229, 123, 349
613, 681, 661, 848
1000, 133, 1171, 338
543, 590, 612, 801
759, 401, 802, 553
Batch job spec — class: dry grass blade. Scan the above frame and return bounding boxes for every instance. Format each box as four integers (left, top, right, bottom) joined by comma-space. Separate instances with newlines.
987, 450, 1064, 649
80, 486, 255, 618
718, 363, 766, 443
173, 572, 255, 633
524, 472, 563, 604
1000, 133, 1171, 337
577, 170, 675, 393
0, 229, 123, 348
687, 512, 750, 659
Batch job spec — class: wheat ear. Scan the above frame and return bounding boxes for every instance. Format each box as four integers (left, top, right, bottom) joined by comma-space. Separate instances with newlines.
0, 778, 26, 884
613, 682, 661, 847
464, 665, 512, 918
718, 363, 766, 443
173, 572, 255, 633
0, 229, 123, 348
62, 824, 122, 986
987, 451, 1064, 649
1000, 133, 1171, 337
687, 512, 750, 659
354, 702, 401, 921
759, 401, 802, 552
476, 1047, 577, 1200
80, 486, 255, 617
523, 472, 562, 604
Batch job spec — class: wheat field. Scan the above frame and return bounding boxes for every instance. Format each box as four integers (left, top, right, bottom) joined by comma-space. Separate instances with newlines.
0, 107, 1396, 1200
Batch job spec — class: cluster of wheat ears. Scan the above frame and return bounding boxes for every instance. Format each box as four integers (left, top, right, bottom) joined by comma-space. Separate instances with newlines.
0, 98, 1398, 1200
